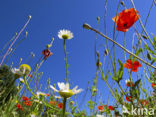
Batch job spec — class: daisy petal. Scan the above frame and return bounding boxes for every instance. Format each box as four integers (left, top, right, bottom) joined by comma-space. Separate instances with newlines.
50, 85, 59, 92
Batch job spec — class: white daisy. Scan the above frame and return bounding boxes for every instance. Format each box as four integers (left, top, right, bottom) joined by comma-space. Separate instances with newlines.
50, 82, 83, 98
58, 29, 73, 40
11, 68, 23, 78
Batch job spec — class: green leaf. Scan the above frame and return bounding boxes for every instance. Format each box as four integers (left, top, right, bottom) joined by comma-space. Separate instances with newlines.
132, 79, 141, 89
109, 71, 118, 82
135, 48, 142, 56
118, 59, 123, 82
145, 44, 156, 55
152, 34, 156, 49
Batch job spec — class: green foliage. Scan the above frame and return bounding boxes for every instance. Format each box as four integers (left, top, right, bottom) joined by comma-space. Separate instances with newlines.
0, 65, 18, 105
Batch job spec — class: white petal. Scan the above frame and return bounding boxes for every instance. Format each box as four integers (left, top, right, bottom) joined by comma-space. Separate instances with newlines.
71, 85, 78, 92
65, 83, 69, 90
73, 88, 83, 94
50, 85, 59, 92
58, 82, 64, 90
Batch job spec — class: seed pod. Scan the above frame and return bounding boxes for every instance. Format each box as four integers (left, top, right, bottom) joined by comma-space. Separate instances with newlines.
141, 34, 148, 39
97, 16, 100, 21
120, 1, 125, 6
83, 23, 92, 30
147, 52, 151, 60
104, 49, 108, 56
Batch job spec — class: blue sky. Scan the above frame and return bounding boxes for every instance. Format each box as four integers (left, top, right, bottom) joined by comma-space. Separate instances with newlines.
0, 0, 156, 112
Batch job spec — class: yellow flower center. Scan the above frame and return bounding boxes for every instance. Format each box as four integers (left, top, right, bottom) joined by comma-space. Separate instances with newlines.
59, 89, 74, 98
62, 34, 69, 39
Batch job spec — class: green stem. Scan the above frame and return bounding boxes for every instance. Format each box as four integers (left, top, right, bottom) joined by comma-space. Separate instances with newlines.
23, 76, 59, 111
64, 39, 68, 82
63, 97, 67, 117
88, 27, 156, 69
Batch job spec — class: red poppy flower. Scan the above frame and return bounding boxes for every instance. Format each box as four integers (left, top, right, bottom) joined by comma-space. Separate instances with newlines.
125, 79, 133, 87
57, 103, 63, 109
126, 96, 132, 102
112, 8, 140, 32
123, 59, 141, 72
49, 101, 57, 106
22, 96, 30, 101
28, 74, 32, 78
98, 105, 104, 111
24, 100, 32, 106
42, 49, 53, 59
141, 100, 149, 106
108, 106, 115, 111
151, 83, 156, 88
46, 93, 50, 96
16, 103, 24, 111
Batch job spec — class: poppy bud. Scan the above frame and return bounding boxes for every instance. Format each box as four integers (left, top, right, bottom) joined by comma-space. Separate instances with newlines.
28, 15, 32, 19
96, 62, 102, 68
31, 52, 35, 57
120, 1, 125, 6
141, 34, 148, 39
83, 23, 92, 30
104, 49, 108, 56
42, 49, 53, 59
25, 31, 28, 37
20, 58, 23, 62
97, 16, 100, 21
147, 52, 151, 60
70, 101, 74, 105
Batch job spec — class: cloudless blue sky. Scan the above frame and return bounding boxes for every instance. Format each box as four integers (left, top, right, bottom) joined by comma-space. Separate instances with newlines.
0, 0, 156, 112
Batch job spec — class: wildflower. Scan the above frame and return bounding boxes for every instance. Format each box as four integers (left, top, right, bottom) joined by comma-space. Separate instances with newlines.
11, 68, 23, 79
24, 100, 32, 106
42, 49, 53, 59
57, 103, 63, 109
49, 101, 57, 106
50, 82, 83, 98
19, 64, 31, 76
125, 79, 133, 87
125, 96, 132, 102
108, 106, 115, 111
58, 30, 73, 40
123, 59, 141, 72
141, 100, 149, 106
46, 93, 50, 96
28, 74, 32, 78
16, 103, 24, 111
151, 83, 156, 89
22, 96, 30, 101
19, 78, 24, 83
112, 8, 140, 32
98, 105, 104, 112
